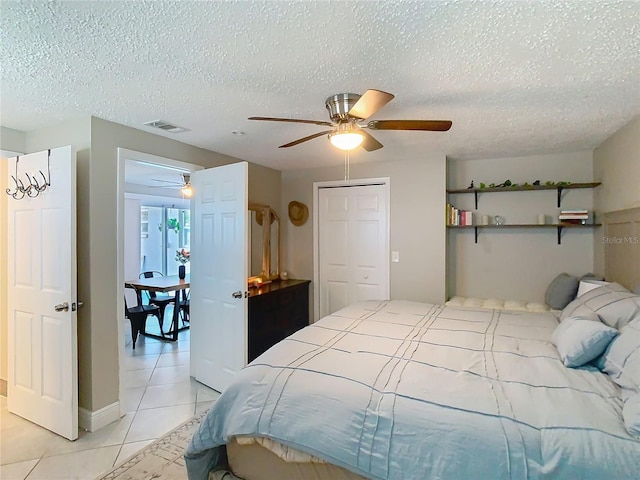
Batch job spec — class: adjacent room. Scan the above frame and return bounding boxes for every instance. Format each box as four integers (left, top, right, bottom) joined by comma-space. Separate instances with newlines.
1, 2, 639, 480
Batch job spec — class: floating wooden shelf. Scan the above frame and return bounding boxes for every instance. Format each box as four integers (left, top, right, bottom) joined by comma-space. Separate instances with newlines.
446, 223, 602, 245
446, 182, 601, 208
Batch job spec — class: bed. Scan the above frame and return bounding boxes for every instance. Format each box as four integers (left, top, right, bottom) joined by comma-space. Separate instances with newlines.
185, 206, 640, 480
185, 292, 640, 480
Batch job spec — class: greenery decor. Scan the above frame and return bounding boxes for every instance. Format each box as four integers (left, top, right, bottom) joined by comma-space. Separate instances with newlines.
158, 218, 181, 233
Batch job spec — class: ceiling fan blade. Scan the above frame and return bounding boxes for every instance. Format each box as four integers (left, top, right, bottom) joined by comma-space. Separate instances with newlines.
279, 130, 334, 148
359, 129, 383, 152
348, 89, 395, 120
249, 117, 333, 127
151, 178, 183, 185
367, 120, 452, 131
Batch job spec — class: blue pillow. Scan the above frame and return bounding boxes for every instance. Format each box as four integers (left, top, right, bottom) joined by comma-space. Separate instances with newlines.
552, 315, 618, 367
623, 391, 640, 438
596, 319, 640, 392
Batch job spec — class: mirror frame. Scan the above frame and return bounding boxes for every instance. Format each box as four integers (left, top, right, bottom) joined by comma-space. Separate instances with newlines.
248, 202, 280, 283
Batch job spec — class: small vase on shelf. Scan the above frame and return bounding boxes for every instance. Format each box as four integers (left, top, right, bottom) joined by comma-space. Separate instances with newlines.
178, 265, 186, 279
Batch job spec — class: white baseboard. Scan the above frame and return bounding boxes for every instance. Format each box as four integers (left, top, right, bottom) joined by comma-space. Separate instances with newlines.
79, 401, 121, 432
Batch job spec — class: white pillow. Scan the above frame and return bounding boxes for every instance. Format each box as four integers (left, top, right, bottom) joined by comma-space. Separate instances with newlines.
577, 280, 610, 298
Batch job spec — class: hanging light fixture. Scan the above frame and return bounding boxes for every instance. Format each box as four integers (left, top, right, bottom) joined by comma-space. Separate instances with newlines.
328, 123, 364, 151
180, 173, 192, 197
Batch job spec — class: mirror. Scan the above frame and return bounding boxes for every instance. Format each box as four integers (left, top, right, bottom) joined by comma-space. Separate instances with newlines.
248, 203, 280, 284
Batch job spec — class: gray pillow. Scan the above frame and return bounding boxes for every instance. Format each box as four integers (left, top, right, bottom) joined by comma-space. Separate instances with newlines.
545, 273, 579, 310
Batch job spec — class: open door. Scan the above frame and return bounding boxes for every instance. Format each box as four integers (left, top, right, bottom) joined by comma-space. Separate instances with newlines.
7, 146, 78, 440
190, 161, 248, 392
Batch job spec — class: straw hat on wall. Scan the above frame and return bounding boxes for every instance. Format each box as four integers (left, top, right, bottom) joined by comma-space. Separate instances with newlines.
288, 201, 309, 226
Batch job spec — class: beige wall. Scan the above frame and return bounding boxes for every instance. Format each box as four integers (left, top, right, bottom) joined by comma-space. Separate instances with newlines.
593, 117, 640, 276
281, 155, 447, 318
87, 117, 278, 411
447, 151, 595, 302
1, 127, 27, 153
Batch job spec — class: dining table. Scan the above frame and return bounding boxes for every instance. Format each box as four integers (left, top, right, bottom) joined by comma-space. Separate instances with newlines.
124, 274, 190, 341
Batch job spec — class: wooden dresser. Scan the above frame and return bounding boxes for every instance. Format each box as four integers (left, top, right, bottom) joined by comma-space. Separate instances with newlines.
248, 279, 311, 362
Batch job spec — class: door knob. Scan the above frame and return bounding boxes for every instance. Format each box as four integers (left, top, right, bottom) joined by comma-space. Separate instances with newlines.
54, 302, 69, 312
232, 290, 242, 299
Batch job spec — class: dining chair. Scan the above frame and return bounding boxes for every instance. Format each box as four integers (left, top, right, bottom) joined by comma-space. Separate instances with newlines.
179, 289, 190, 326
124, 287, 161, 349
139, 271, 176, 334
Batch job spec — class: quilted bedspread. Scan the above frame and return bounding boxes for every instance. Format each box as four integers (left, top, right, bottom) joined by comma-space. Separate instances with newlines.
185, 300, 640, 480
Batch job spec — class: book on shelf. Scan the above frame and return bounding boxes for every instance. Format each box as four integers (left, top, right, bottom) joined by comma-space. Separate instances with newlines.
559, 208, 590, 223
558, 215, 589, 220
560, 209, 589, 214
559, 219, 588, 225
446, 204, 473, 226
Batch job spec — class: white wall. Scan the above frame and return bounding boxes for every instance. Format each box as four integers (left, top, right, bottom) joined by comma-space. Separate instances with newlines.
447, 151, 595, 302
593, 117, 640, 276
281, 154, 447, 319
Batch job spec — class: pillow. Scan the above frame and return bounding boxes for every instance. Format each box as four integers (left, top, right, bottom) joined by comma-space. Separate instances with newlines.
561, 282, 640, 329
551, 314, 618, 367
545, 273, 579, 310
596, 319, 640, 392
577, 279, 610, 298
623, 392, 640, 438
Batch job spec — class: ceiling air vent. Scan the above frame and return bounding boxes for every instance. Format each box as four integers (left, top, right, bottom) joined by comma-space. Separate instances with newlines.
143, 119, 189, 133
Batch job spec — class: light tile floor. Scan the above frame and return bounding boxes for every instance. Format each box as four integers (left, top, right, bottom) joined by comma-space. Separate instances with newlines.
0, 311, 219, 480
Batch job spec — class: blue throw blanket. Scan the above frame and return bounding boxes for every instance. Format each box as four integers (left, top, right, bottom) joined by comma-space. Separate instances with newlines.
185, 300, 640, 479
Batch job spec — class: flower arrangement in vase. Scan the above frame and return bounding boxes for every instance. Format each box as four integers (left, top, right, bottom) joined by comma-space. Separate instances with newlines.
175, 248, 190, 279
175, 248, 190, 264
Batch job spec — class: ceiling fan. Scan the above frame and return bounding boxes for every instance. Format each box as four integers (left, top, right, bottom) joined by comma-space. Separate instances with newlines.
249, 89, 452, 152
149, 173, 192, 196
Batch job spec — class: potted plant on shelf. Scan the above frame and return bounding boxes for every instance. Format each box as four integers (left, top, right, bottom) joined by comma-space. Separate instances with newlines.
175, 248, 190, 279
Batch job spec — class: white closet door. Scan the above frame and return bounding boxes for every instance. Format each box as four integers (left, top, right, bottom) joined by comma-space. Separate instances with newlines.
318, 183, 389, 318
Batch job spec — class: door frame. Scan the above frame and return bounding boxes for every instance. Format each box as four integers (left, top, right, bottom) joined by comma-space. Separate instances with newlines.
116, 148, 202, 416
312, 177, 390, 322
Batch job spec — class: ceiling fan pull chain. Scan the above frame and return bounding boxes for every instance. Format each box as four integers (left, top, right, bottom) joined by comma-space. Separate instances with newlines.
344, 150, 351, 181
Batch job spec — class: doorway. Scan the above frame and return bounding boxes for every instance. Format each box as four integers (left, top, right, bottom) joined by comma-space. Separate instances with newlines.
116, 148, 202, 416
313, 178, 390, 320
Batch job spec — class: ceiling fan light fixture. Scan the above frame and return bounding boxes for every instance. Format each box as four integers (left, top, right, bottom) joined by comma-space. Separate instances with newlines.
329, 131, 364, 150
181, 185, 193, 197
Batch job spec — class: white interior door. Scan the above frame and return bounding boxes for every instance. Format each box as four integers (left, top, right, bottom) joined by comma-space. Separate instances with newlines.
318, 183, 389, 318
7, 146, 78, 440
190, 161, 248, 392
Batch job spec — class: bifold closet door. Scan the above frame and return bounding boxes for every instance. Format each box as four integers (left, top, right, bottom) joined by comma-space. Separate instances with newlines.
318, 184, 389, 318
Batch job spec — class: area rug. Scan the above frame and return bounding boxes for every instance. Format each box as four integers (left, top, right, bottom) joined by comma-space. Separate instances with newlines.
98, 411, 208, 480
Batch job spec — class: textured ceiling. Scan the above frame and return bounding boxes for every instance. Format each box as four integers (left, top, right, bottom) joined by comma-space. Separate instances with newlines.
1, 1, 639, 171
